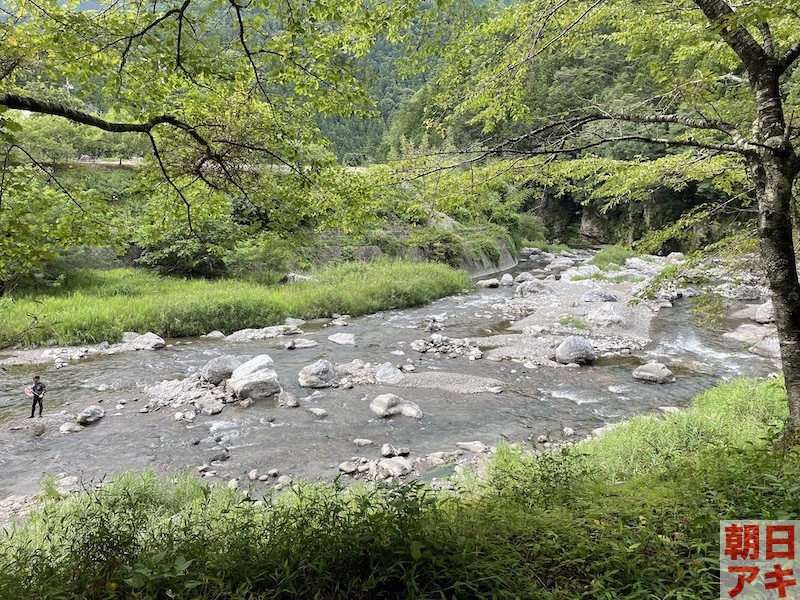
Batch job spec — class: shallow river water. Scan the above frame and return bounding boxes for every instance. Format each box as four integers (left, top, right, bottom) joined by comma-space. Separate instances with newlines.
0, 260, 779, 500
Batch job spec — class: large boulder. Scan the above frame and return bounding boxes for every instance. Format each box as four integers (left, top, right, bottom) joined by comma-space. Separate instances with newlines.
369, 394, 423, 419
200, 355, 247, 385
226, 355, 281, 400
77, 405, 106, 425
555, 336, 596, 365
298, 359, 337, 388
632, 362, 675, 384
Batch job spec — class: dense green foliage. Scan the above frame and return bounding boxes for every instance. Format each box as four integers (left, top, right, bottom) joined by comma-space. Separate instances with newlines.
0, 378, 793, 599
0, 260, 471, 347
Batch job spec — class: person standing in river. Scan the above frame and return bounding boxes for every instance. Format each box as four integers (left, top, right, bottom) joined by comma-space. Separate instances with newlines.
28, 374, 46, 418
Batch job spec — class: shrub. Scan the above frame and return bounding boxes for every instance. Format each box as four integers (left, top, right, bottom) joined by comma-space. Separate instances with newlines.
407, 228, 464, 267
589, 245, 639, 269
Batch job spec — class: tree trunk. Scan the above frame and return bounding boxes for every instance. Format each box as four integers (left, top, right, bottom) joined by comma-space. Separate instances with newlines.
755, 159, 800, 446
737, 50, 800, 444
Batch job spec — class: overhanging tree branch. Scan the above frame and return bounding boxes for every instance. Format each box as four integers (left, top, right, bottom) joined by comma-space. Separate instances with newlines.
0, 92, 215, 153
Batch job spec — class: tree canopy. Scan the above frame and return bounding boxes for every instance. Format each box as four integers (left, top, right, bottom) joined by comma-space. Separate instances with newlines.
3, 0, 800, 440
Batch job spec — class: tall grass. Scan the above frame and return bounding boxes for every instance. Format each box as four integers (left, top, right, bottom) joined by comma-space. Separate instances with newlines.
588, 244, 640, 269
0, 260, 472, 347
1, 377, 796, 599
582, 377, 788, 479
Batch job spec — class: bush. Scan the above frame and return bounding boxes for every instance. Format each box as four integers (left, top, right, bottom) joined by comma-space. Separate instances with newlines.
509, 213, 549, 247
407, 228, 464, 267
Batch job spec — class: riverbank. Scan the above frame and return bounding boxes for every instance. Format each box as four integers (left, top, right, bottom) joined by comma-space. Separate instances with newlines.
0, 376, 793, 599
0, 260, 472, 348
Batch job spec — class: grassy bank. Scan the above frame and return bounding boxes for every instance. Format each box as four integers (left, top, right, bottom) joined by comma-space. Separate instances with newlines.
0, 260, 472, 348
0, 377, 795, 599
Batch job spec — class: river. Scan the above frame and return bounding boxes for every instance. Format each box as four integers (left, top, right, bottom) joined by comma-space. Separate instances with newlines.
0, 254, 779, 504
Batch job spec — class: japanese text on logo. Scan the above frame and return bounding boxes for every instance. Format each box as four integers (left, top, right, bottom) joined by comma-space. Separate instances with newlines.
721, 520, 799, 599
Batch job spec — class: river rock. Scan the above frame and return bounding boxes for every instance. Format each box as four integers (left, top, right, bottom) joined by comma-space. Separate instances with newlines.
514, 271, 535, 282
226, 355, 281, 400
723, 324, 773, 345
339, 460, 360, 475
749, 337, 781, 358
77, 405, 106, 425
327, 332, 355, 346
307, 407, 328, 419
298, 359, 337, 388
375, 362, 405, 385
561, 265, 603, 282
200, 355, 247, 385
381, 443, 410, 457
125, 332, 166, 350
555, 336, 596, 365
581, 288, 619, 303
755, 299, 775, 324
476, 278, 500, 288
225, 325, 300, 342
278, 390, 300, 407
285, 338, 318, 350
545, 257, 574, 270
730, 304, 760, 321
456, 441, 488, 453
500, 274, 514, 286
353, 438, 373, 446
369, 394, 423, 419
372, 456, 413, 479
196, 396, 224, 415
587, 304, 626, 327
725, 284, 767, 301
202, 330, 226, 339
632, 362, 675, 384
425, 451, 462, 466
516, 280, 552, 297
59, 422, 83, 434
